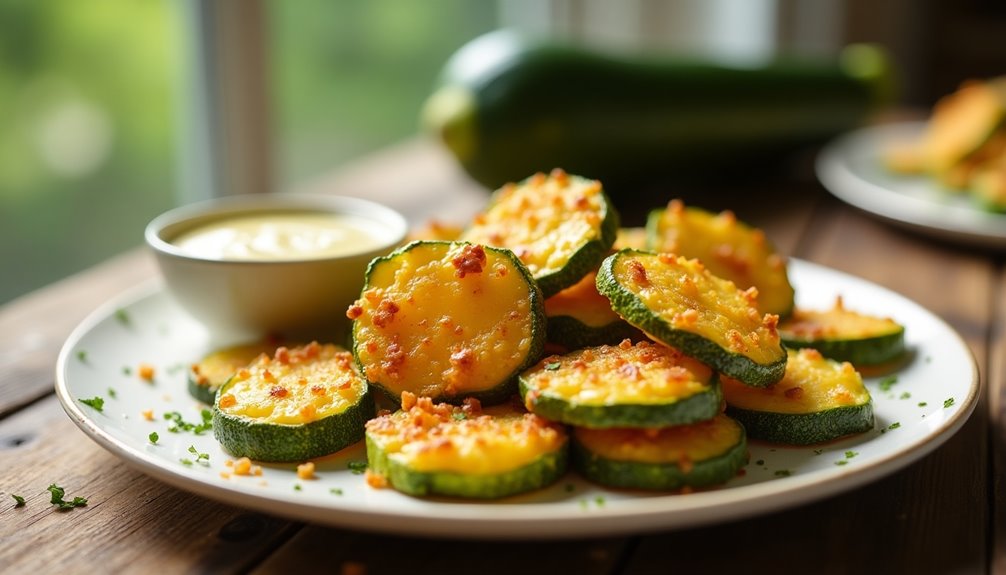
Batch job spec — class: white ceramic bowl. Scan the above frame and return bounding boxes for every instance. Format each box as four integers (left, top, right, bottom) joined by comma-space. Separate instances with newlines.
145, 194, 407, 339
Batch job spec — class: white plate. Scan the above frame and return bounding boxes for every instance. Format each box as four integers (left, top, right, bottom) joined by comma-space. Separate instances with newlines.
816, 121, 1006, 250
55, 259, 978, 539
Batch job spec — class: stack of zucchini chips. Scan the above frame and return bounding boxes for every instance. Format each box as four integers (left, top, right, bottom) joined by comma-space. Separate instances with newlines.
198, 169, 906, 500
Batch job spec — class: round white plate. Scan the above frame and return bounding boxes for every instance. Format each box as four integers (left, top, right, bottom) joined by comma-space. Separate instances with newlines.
816, 121, 1006, 250
55, 259, 978, 539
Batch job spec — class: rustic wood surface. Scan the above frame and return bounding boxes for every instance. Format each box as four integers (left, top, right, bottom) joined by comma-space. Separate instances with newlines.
0, 139, 999, 575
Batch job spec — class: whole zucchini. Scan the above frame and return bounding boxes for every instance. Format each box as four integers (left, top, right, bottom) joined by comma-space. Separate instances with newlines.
422, 30, 892, 197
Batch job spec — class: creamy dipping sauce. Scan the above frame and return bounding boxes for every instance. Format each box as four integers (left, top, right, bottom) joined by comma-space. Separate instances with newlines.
172, 212, 390, 261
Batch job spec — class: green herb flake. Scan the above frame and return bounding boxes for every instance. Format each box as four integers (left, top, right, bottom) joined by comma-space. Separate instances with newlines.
76, 350, 88, 363
164, 411, 213, 435
107, 387, 117, 399
918, 402, 928, 407
149, 432, 159, 444
812, 449, 824, 456
844, 451, 858, 459
114, 308, 131, 326
899, 392, 911, 400
79, 396, 105, 412
774, 470, 792, 478
544, 361, 561, 371
46, 484, 87, 510
330, 488, 344, 496
451, 412, 467, 421
122, 366, 133, 376
878, 375, 898, 392
888, 422, 901, 430
755, 459, 765, 466
347, 461, 368, 475
294, 484, 302, 492
12, 494, 25, 507
944, 397, 955, 409
594, 496, 606, 506
834, 460, 848, 466
180, 458, 194, 466
187, 445, 210, 465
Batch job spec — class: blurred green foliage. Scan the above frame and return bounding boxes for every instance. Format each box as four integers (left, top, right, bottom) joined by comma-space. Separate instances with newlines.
0, 0, 497, 305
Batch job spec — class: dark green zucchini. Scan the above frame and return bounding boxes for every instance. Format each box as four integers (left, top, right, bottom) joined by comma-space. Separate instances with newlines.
519, 339, 721, 429
212, 342, 374, 462
365, 394, 568, 499
778, 297, 905, 367
543, 269, 643, 349
572, 414, 747, 491
422, 30, 893, 196
349, 240, 545, 406
722, 348, 874, 445
596, 249, 787, 387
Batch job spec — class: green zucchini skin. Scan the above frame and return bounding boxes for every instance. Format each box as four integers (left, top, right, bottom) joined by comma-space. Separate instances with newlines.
423, 30, 892, 195
571, 422, 748, 491
213, 389, 374, 463
544, 314, 644, 350
519, 373, 722, 429
188, 377, 217, 406
726, 402, 874, 445
365, 437, 569, 499
596, 251, 787, 387
781, 333, 905, 367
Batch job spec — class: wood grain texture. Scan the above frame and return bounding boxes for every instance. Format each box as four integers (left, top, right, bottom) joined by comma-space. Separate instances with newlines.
0, 396, 301, 575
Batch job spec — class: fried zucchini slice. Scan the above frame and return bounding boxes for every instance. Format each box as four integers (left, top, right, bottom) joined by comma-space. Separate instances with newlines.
572, 414, 747, 491
365, 393, 568, 499
597, 249, 786, 387
646, 200, 795, 318
212, 342, 374, 462
722, 348, 874, 445
188, 339, 284, 405
920, 79, 1006, 176
349, 240, 545, 405
778, 296, 906, 367
614, 227, 649, 250
459, 168, 618, 298
543, 269, 643, 349
520, 339, 721, 429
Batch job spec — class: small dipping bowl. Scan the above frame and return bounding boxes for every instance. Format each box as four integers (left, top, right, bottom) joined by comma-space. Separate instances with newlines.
145, 194, 407, 339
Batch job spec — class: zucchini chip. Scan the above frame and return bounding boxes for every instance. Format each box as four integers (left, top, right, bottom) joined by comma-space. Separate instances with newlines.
544, 269, 643, 349
722, 348, 874, 445
646, 200, 795, 318
365, 393, 568, 499
778, 296, 906, 367
572, 414, 747, 491
212, 342, 374, 462
188, 338, 285, 405
460, 168, 619, 298
349, 240, 545, 405
597, 249, 787, 387
520, 339, 721, 429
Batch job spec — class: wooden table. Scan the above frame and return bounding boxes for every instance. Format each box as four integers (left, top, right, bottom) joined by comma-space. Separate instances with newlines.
0, 139, 1000, 574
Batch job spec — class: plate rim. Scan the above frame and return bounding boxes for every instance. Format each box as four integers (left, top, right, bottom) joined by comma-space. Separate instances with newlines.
815, 120, 1006, 249
54, 260, 980, 539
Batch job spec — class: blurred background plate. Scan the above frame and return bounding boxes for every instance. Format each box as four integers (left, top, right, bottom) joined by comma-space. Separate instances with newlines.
816, 121, 1006, 250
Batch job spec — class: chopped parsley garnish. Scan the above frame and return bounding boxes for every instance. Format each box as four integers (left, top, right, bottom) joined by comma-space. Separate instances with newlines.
888, 422, 901, 430
187, 445, 210, 465
594, 496, 606, 506
944, 397, 955, 408
46, 484, 88, 510
844, 451, 858, 459
114, 308, 131, 326
918, 402, 928, 407
899, 392, 911, 400
164, 410, 213, 434
834, 460, 848, 466
812, 449, 824, 456
180, 458, 193, 466
878, 375, 898, 392
107, 387, 117, 399
347, 461, 368, 475
330, 488, 344, 496
122, 366, 133, 376
12, 494, 25, 507
79, 396, 105, 412
76, 350, 88, 363
774, 470, 792, 477
451, 412, 467, 421
754, 459, 765, 466
293, 484, 302, 491
544, 361, 561, 371
148, 432, 159, 445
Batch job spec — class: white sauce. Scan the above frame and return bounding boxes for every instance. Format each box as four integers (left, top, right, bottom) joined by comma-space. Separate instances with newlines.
172, 212, 389, 261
